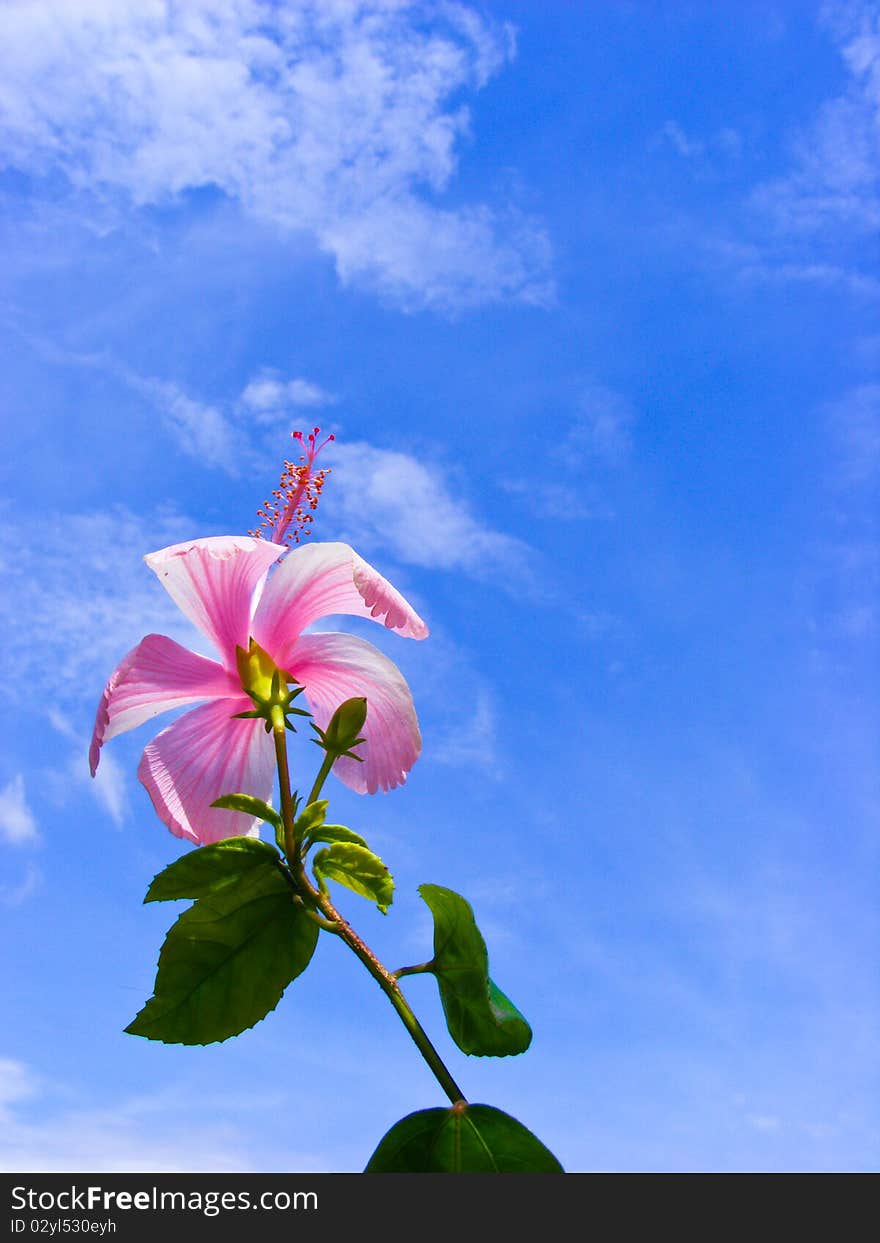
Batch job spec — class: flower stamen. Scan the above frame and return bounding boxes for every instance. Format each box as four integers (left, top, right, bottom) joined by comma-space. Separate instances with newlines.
250, 427, 334, 546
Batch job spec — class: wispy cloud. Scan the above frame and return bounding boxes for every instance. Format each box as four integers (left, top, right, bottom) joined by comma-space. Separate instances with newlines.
754, 2, 880, 236
49, 709, 128, 827
432, 685, 498, 773
0, 1056, 325, 1173
14, 338, 332, 476
241, 369, 335, 422
324, 440, 532, 581
501, 384, 635, 523
722, 1, 880, 300
0, 774, 40, 846
138, 367, 335, 470
0, 506, 200, 720
679, 5, 880, 299
125, 373, 245, 475
564, 385, 635, 467
0, 0, 553, 313
711, 239, 880, 298
656, 120, 742, 162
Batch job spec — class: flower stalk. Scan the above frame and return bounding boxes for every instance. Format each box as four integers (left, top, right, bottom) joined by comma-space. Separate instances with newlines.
272, 722, 466, 1107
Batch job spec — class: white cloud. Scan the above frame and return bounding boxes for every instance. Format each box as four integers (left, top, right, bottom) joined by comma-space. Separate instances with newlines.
0, 0, 553, 312
323, 439, 531, 580
240, 369, 335, 424
0, 505, 202, 719
715, 243, 880, 299
49, 709, 128, 827
656, 120, 741, 161
566, 386, 635, 466
502, 383, 635, 522
0, 1057, 325, 1173
430, 683, 498, 773
126, 374, 245, 475
27, 344, 331, 476
753, 3, 880, 236
0, 774, 40, 846
502, 477, 603, 521
658, 120, 704, 159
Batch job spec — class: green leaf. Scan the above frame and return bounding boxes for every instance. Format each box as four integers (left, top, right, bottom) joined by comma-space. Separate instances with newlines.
144, 836, 281, 903
313, 843, 394, 914
127, 865, 318, 1044
211, 793, 283, 832
418, 884, 532, 1057
365, 1104, 564, 1173
296, 799, 369, 850
294, 799, 329, 838
306, 824, 369, 850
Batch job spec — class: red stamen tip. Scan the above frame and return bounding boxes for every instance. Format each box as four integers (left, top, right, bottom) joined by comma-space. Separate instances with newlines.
250, 428, 335, 547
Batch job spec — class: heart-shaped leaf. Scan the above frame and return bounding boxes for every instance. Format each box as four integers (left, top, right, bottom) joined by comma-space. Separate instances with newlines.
127, 864, 318, 1044
418, 884, 532, 1057
365, 1104, 563, 1172
144, 836, 281, 903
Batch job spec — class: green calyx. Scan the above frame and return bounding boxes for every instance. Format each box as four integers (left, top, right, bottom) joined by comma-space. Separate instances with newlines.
233, 638, 311, 731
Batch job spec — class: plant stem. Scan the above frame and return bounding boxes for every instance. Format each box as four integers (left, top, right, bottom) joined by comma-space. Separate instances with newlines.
273, 722, 467, 1107
314, 889, 466, 1107
394, 961, 435, 980
306, 751, 335, 806
272, 711, 299, 863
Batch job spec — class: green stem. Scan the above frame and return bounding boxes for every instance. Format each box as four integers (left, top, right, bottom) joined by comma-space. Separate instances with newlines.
394, 961, 435, 980
272, 710, 299, 864
306, 750, 335, 807
314, 890, 466, 1107
273, 724, 466, 1107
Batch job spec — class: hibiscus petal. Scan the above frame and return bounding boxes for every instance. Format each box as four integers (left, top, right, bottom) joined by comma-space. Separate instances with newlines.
253, 542, 428, 670
145, 536, 284, 665
289, 632, 421, 795
137, 699, 276, 845
90, 634, 238, 776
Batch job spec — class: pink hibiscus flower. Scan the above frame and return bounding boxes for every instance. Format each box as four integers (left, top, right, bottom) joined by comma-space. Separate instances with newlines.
89, 536, 428, 845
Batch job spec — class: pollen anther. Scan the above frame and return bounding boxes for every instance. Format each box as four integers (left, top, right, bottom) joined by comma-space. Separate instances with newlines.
249, 428, 334, 546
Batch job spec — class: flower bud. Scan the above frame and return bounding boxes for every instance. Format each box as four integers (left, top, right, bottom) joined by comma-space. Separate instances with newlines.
312, 697, 368, 760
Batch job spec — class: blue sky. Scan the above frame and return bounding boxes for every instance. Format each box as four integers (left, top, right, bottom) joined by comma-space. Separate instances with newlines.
0, 0, 877, 1173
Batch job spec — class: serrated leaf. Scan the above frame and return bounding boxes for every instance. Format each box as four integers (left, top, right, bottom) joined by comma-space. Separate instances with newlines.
145, 836, 281, 903
418, 884, 532, 1057
294, 800, 329, 838
127, 865, 318, 1044
211, 793, 283, 832
306, 824, 369, 849
313, 843, 394, 914
365, 1104, 564, 1173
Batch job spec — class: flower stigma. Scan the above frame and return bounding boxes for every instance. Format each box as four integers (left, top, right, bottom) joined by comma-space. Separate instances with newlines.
250, 427, 334, 546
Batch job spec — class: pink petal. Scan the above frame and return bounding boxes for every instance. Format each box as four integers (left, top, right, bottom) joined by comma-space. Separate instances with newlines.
145, 536, 285, 666
90, 634, 238, 776
137, 698, 276, 845
288, 632, 421, 795
253, 542, 428, 671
